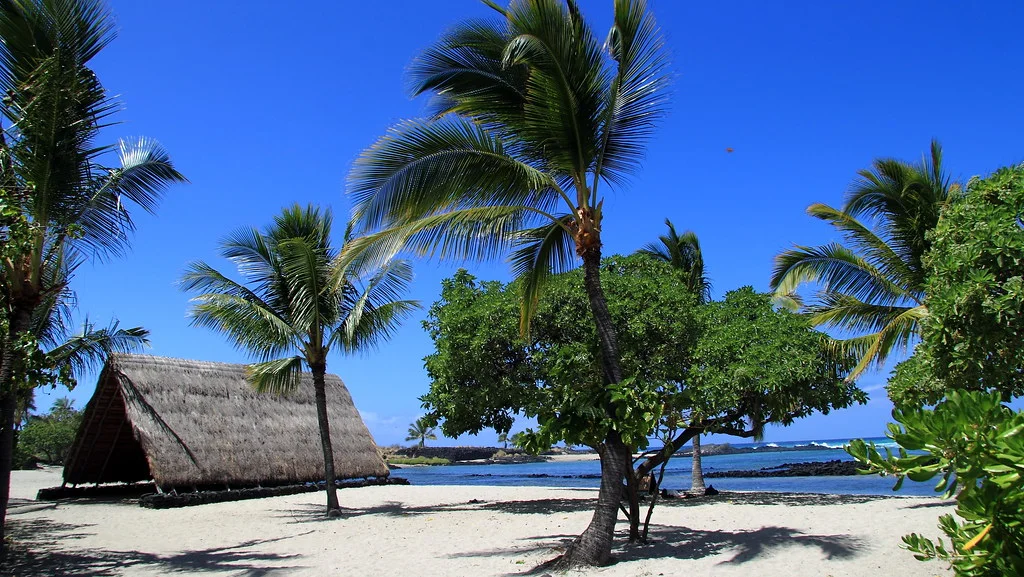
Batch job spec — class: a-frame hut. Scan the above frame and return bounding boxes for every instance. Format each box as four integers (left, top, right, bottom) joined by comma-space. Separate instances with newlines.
62, 354, 389, 490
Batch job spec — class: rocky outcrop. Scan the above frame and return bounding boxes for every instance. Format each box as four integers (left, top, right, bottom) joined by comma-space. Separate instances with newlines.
705, 460, 861, 478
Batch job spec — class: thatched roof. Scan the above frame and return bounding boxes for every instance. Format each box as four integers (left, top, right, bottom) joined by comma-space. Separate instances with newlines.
63, 354, 388, 488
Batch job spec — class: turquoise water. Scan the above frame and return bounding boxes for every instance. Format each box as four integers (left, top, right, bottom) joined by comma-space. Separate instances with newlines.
393, 437, 944, 497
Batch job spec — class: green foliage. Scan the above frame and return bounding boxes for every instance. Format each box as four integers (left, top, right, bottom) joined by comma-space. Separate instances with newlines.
889, 165, 1024, 405
690, 287, 865, 428
851, 165, 1024, 575
405, 416, 438, 448
847, 391, 1023, 576
387, 456, 449, 466
422, 255, 862, 453
771, 141, 955, 379
17, 398, 82, 465
182, 204, 419, 391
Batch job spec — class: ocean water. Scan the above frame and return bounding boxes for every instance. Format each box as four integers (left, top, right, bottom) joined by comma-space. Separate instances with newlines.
393, 437, 945, 497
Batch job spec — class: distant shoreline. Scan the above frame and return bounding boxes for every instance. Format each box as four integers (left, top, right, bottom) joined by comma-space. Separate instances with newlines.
388, 441, 849, 467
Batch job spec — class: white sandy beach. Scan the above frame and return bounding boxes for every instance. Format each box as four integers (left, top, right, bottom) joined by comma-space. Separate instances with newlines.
4, 467, 953, 576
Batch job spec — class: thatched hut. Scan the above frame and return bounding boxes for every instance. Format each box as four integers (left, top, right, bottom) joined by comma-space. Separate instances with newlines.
62, 354, 388, 490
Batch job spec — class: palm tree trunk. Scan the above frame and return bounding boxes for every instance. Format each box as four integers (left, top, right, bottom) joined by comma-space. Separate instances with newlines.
690, 434, 705, 495
310, 363, 341, 516
580, 250, 624, 385
0, 305, 32, 557
554, 248, 629, 567
554, 430, 631, 569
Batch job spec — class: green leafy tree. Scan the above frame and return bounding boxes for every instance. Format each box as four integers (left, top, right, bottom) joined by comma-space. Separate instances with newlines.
637, 219, 711, 493
771, 141, 957, 379
0, 0, 184, 546
181, 205, 418, 517
405, 416, 438, 448
848, 392, 1023, 576
348, 1, 669, 565
849, 165, 1024, 575
423, 256, 862, 543
17, 397, 82, 464
889, 164, 1024, 405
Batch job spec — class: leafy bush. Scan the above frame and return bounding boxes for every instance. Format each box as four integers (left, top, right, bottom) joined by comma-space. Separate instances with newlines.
889, 164, 1024, 406
848, 391, 1023, 576
16, 399, 82, 465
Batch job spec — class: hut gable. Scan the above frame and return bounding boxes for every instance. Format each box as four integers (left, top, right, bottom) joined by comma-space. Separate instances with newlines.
63, 354, 389, 488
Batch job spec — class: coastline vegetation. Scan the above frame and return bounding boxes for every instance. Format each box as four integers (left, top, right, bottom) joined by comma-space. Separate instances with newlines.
387, 456, 451, 466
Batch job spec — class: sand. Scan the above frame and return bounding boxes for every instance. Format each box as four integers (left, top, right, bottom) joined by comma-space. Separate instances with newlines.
4, 467, 954, 576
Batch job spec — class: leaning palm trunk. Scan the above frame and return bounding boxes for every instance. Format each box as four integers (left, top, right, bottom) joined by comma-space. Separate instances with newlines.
347, 0, 669, 567
552, 247, 631, 566
690, 434, 705, 494
558, 431, 632, 567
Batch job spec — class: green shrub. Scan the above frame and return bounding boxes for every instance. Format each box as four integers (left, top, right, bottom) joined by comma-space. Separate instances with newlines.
851, 165, 1024, 576
17, 399, 81, 465
848, 391, 1023, 576
386, 456, 450, 466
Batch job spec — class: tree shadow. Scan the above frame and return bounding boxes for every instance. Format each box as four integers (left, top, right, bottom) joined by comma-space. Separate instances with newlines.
3, 518, 310, 576
279, 496, 594, 524
482, 498, 592, 515
617, 524, 865, 564
901, 500, 953, 510
445, 522, 864, 575
654, 491, 891, 508
279, 500, 478, 523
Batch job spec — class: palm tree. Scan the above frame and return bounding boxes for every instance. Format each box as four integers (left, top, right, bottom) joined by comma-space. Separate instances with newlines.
0, 0, 184, 546
347, 0, 668, 565
638, 219, 712, 301
771, 141, 957, 380
637, 219, 710, 494
181, 204, 418, 517
405, 416, 437, 448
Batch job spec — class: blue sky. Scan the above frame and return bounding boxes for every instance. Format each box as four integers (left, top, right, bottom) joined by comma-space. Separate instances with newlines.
35, 1, 1024, 447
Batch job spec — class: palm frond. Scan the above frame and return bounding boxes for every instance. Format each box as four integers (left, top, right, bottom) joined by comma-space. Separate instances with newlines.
245, 356, 305, 396
825, 304, 927, 379
45, 318, 149, 379
409, 17, 527, 125
595, 0, 669, 190
771, 242, 913, 308
805, 203, 917, 290
500, 0, 608, 179
182, 260, 298, 361
807, 293, 918, 336
277, 236, 334, 348
340, 204, 556, 273
75, 137, 186, 257
637, 218, 711, 302
509, 213, 576, 335
349, 117, 566, 232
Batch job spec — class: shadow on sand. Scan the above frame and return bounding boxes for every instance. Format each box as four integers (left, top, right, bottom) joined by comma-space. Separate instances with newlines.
2, 517, 310, 576
618, 523, 865, 564
444, 522, 864, 577
279, 496, 595, 524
